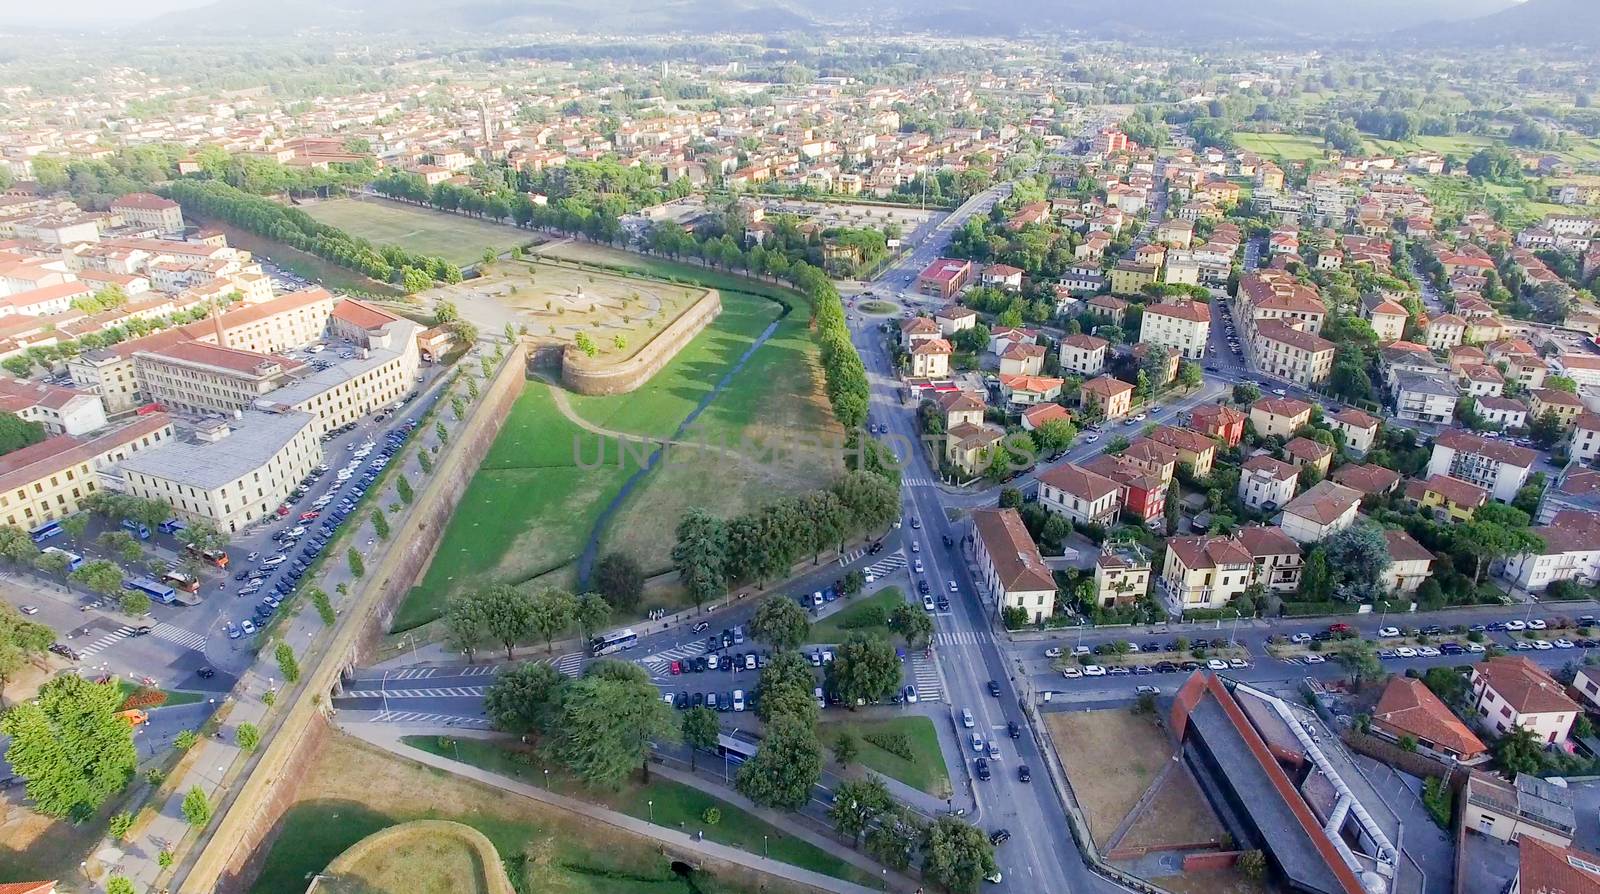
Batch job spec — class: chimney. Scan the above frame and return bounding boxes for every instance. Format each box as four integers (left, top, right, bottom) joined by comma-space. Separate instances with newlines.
212, 299, 227, 348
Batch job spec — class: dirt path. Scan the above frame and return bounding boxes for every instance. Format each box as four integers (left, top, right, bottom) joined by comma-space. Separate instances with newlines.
539, 376, 752, 463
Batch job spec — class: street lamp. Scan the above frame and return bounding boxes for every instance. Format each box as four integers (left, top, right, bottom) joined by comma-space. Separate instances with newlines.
648, 799, 654, 823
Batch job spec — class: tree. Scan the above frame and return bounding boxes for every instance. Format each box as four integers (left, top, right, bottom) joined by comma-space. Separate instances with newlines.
484, 661, 564, 734
672, 508, 728, 608
573, 592, 612, 644
888, 601, 935, 648
0, 603, 54, 706
0, 675, 137, 818
681, 705, 720, 771
1178, 361, 1203, 390
549, 661, 679, 787
827, 634, 902, 708
235, 722, 261, 752
1547, 375, 1579, 394
0, 525, 39, 564
1321, 520, 1392, 603
347, 548, 365, 578
1456, 516, 1543, 586
0, 411, 46, 457
828, 777, 890, 846
106, 877, 136, 894
478, 584, 537, 661
119, 590, 151, 617
594, 552, 644, 611
71, 559, 124, 599
749, 594, 811, 650
922, 816, 998, 894
735, 714, 821, 809
109, 811, 134, 840
182, 785, 212, 827
275, 641, 300, 683
445, 590, 488, 663
1495, 726, 1546, 777
371, 509, 390, 540
1335, 639, 1384, 691
1033, 417, 1078, 455
756, 650, 819, 725
833, 729, 860, 768
868, 806, 926, 871
1233, 382, 1261, 404
1299, 547, 1332, 602
529, 586, 578, 652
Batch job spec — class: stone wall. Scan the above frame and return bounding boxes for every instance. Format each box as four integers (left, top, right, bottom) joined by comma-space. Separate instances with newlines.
560, 288, 721, 395
178, 342, 530, 894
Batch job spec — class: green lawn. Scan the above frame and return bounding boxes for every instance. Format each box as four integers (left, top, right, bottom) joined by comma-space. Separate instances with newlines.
819, 716, 950, 798
112, 678, 205, 707
303, 198, 538, 266
809, 588, 906, 644
1233, 132, 1330, 163
403, 736, 874, 885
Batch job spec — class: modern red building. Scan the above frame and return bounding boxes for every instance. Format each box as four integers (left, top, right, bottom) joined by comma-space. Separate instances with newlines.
915, 258, 973, 300
1190, 402, 1246, 448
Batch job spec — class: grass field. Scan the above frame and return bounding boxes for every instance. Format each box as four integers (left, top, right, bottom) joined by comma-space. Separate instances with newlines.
322, 829, 495, 894
819, 716, 950, 797
403, 736, 874, 885
112, 678, 205, 707
1232, 132, 1330, 163
248, 733, 816, 894
303, 198, 538, 266
392, 253, 837, 630
809, 588, 905, 644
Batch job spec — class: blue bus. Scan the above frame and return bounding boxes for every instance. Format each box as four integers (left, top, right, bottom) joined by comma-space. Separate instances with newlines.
123, 576, 176, 605
41, 547, 83, 573
29, 520, 62, 544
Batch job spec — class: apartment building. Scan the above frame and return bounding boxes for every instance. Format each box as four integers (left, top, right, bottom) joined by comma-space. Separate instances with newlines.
1280, 480, 1363, 544
1394, 369, 1458, 425
1502, 509, 1600, 593
1239, 454, 1299, 511
1058, 333, 1108, 377
1253, 321, 1334, 388
1471, 656, 1579, 744
1249, 396, 1312, 439
1093, 541, 1151, 608
1139, 299, 1210, 360
971, 508, 1056, 623
1382, 528, 1436, 594
109, 193, 185, 234
1235, 525, 1303, 593
1162, 534, 1253, 610
1328, 408, 1380, 456
1080, 375, 1134, 420
0, 379, 107, 436
115, 410, 321, 533
1037, 462, 1121, 527
254, 320, 420, 435
1427, 429, 1536, 503
0, 414, 175, 529
134, 341, 297, 414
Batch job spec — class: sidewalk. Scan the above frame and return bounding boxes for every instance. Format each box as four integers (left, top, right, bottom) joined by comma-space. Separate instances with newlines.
344, 723, 899, 894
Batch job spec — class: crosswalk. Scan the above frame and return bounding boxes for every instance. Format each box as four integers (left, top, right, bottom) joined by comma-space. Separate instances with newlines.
862, 554, 909, 579
367, 710, 491, 728
909, 652, 944, 702
935, 629, 992, 647
903, 476, 937, 487
153, 624, 207, 652
641, 641, 708, 676
837, 547, 866, 565
343, 686, 489, 698
547, 652, 585, 677
75, 625, 136, 658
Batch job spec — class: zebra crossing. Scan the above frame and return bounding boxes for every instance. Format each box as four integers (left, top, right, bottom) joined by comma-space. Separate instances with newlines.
935, 629, 992, 647
903, 476, 937, 487
547, 652, 585, 677
862, 554, 909, 579
152, 623, 207, 652
641, 641, 708, 676
367, 710, 491, 728
343, 686, 489, 699
75, 625, 136, 658
909, 652, 944, 702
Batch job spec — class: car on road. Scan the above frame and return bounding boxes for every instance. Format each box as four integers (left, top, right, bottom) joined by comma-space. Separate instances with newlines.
975, 758, 991, 780
1135, 684, 1160, 695
1528, 619, 1548, 630
903, 685, 918, 704
1007, 720, 1020, 739
1505, 620, 1527, 631
1377, 626, 1400, 638
1206, 659, 1229, 670
923, 594, 936, 611
909, 517, 921, 529
240, 619, 257, 635
19, 605, 37, 615
989, 829, 1011, 846
1017, 765, 1031, 783
692, 620, 710, 633
949, 580, 959, 593
197, 666, 215, 679
987, 680, 1001, 697
961, 708, 975, 728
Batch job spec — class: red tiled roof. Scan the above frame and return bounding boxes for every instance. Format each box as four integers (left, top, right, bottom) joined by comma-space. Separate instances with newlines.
1383, 528, 1435, 564
1516, 836, 1600, 894
111, 192, 178, 211
1331, 463, 1400, 495
1282, 480, 1361, 525
1037, 462, 1120, 501
0, 883, 56, 894
332, 297, 401, 330
1234, 525, 1300, 558
1081, 375, 1133, 398
1147, 425, 1216, 455
1061, 333, 1107, 352
1285, 437, 1331, 463
972, 508, 1056, 593
1243, 453, 1298, 481
1167, 534, 1252, 571
1022, 403, 1072, 427
1146, 299, 1210, 323
911, 338, 953, 356
1256, 320, 1334, 354
0, 414, 171, 494
1373, 677, 1485, 758
1331, 408, 1379, 431
1252, 396, 1312, 419
1435, 429, 1536, 469
1407, 474, 1488, 509
1476, 656, 1580, 715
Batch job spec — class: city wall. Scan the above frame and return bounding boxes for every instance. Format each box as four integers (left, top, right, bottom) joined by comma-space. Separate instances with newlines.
560, 288, 721, 395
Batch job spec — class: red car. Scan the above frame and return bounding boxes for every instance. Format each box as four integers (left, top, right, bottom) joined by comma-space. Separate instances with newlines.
1328, 623, 1353, 635
670, 660, 682, 675
299, 511, 320, 521
276, 505, 291, 516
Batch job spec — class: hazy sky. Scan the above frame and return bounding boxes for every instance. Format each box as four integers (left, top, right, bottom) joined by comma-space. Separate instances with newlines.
0, 0, 214, 26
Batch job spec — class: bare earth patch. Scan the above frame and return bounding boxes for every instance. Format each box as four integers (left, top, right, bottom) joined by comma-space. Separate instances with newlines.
1118, 765, 1226, 851
1151, 870, 1275, 894
1044, 709, 1173, 848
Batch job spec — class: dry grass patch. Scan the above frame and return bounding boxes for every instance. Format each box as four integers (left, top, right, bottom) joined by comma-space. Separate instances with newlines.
1151, 869, 1274, 894
1118, 766, 1226, 851
1044, 709, 1172, 848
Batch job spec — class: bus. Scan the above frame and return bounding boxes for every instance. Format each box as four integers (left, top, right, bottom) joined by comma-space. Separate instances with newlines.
123, 576, 177, 605
714, 731, 761, 766
183, 544, 229, 568
29, 520, 62, 544
160, 570, 200, 594
588, 628, 638, 657
41, 546, 83, 573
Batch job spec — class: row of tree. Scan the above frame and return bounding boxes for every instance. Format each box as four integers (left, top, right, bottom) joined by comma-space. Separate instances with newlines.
444, 584, 613, 661
164, 179, 460, 291
670, 471, 900, 607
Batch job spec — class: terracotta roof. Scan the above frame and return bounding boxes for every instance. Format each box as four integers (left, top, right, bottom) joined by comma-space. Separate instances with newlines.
1243, 453, 1298, 481
1167, 534, 1253, 571
1252, 396, 1312, 419
1476, 656, 1580, 716
947, 421, 1003, 451
1022, 403, 1072, 427
1037, 462, 1120, 502
0, 414, 171, 494
1477, 395, 1529, 414
900, 316, 940, 335
999, 374, 1063, 394
1429, 313, 1466, 329
1331, 463, 1400, 495
1368, 300, 1408, 317
1463, 364, 1504, 383
935, 391, 986, 414
1001, 343, 1047, 360
1146, 299, 1210, 323
1081, 375, 1133, 398
972, 508, 1056, 593
1234, 525, 1300, 558
1122, 437, 1177, 467
1531, 510, 1600, 555
1147, 425, 1215, 455
1434, 429, 1536, 469
1191, 403, 1244, 428
332, 297, 401, 330
1088, 294, 1127, 310
1515, 836, 1600, 894
911, 338, 952, 356
1282, 480, 1362, 525
1331, 408, 1379, 431
0, 883, 56, 894
1285, 437, 1331, 463
1383, 528, 1435, 564
1061, 333, 1108, 352
1373, 677, 1485, 758
1578, 413, 1600, 433
1256, 320, 1334, 354
112, 192, 178, 211
934, 304, 975, 321
1535, 388, 1585, 408
1407, 474, 1488, 509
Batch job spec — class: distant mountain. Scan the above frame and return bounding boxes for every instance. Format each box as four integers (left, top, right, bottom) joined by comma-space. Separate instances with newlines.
1428, 0, 1600, 46
155, 0, 1517, 38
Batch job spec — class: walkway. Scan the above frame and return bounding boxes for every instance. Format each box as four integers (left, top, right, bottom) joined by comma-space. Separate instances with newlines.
343, 723, 903, 894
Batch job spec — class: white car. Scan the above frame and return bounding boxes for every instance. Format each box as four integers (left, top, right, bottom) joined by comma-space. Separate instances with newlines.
1228, 658, 1249, 669
1289, 633, 1311, 644
1528, 619, 1548, 630
1085, 433, 1099, 443
1465, 642, 1486, 653
1395, 647, 1417, 658
1416, 646, 1441, 658
1303, 654, 1327, 664
1206, 659, 1228, 670
948, 580, 959, 593
336, 469, 354, 481
1533, 640, 1554, 651
913, 559, 924, 574
1082, 665, 1106, 677
1505, 620, 1528, 631
1044, 647, 1063, 658
1060, 667, 1082, 679
962, 709, 975, 728
1555, 639, 1575, 649
732, 690, 746, 712
971, 733, 984, 753
19, 604, 38, 615
923, 595, 936, 611
1377, 626, 1401, 638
